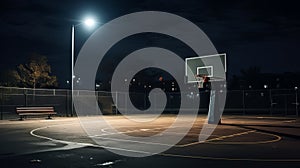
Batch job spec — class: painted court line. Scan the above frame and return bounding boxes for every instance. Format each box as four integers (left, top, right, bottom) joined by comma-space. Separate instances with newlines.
30, 122, 263, 149
94, 127, 168, 136
205, 131, 281, 145
91, 129, 258, 148
160, 153, 300, 162
90, 125, 179, 137
177, 130, 256, 147
29, 122, 295, 162
93, 136, 175, 147
30, 124, 153, 155
143, 130, 220, 137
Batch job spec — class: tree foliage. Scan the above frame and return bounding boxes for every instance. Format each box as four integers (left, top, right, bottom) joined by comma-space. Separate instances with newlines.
10, 54, 58, 88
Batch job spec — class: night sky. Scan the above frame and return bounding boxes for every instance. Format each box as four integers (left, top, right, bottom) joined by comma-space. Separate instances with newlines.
1, 0, 300, 88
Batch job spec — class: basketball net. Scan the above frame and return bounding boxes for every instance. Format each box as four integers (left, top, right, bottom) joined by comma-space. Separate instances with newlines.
195, 74, 204, 88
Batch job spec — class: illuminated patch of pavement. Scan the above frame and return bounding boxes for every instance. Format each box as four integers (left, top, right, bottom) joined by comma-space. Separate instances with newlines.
94, 159, 124, 167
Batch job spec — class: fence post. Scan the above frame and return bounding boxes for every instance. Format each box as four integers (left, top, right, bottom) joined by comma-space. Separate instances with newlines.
70, 90, 74, 117
33, 88, 36, 105
242, 90, 246, 115
1, 88, 3, 120
269, 89, 273, 116
144, 91, 147, 109
65, 89, 69, 117
125, 92, 127, 114
115, 91, 118, 115
154, 92, 156, 113
295, 88, 298, 117
24, 89, 28, 107
285, 94, 288, 116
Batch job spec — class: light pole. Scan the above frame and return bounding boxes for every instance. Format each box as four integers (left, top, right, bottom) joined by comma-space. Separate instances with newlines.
71, 17, 96, 116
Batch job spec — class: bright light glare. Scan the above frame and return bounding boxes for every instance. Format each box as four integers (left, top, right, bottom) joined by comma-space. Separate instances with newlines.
84, 18, 96, 27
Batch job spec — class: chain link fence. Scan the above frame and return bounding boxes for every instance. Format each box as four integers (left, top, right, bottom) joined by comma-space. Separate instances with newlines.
225, 89, 299, 116
0, 86, 298, 120
0, 87, 72, 119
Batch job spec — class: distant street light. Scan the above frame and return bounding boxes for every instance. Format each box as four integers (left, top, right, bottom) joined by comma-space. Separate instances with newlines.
71, 17, 98, 116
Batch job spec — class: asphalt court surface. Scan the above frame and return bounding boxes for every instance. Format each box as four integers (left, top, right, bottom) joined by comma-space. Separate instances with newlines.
0, 115, 300, 167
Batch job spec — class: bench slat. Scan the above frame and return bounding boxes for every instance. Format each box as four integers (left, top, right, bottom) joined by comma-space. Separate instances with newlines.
17, 107, 54, 110
16, 106, 57, 120
17, 106, 53, 108
17, 109, 55, 112
19, 112, 57, 116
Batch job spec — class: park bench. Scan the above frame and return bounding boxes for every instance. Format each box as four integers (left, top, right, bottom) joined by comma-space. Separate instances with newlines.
16, 107, 57, 120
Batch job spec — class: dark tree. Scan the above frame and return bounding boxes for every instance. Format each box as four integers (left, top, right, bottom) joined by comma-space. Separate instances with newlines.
10, 54, 58, 88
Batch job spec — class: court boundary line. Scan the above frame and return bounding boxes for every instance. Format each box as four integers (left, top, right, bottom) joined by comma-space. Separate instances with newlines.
95, 127, 281, 146
204, 131, 282, 145
29, 122, 279, 149
177, 130, 255, 147
30, 124, 153, 155
28, 121, 300, 162
160, 153, 300, 162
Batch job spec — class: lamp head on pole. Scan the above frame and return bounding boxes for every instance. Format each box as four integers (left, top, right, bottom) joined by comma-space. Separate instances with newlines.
84, 18, 96, 28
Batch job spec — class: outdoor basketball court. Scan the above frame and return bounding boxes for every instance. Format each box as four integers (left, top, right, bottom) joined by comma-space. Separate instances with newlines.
1, 53, 299, 167
0, 115, 300, 167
